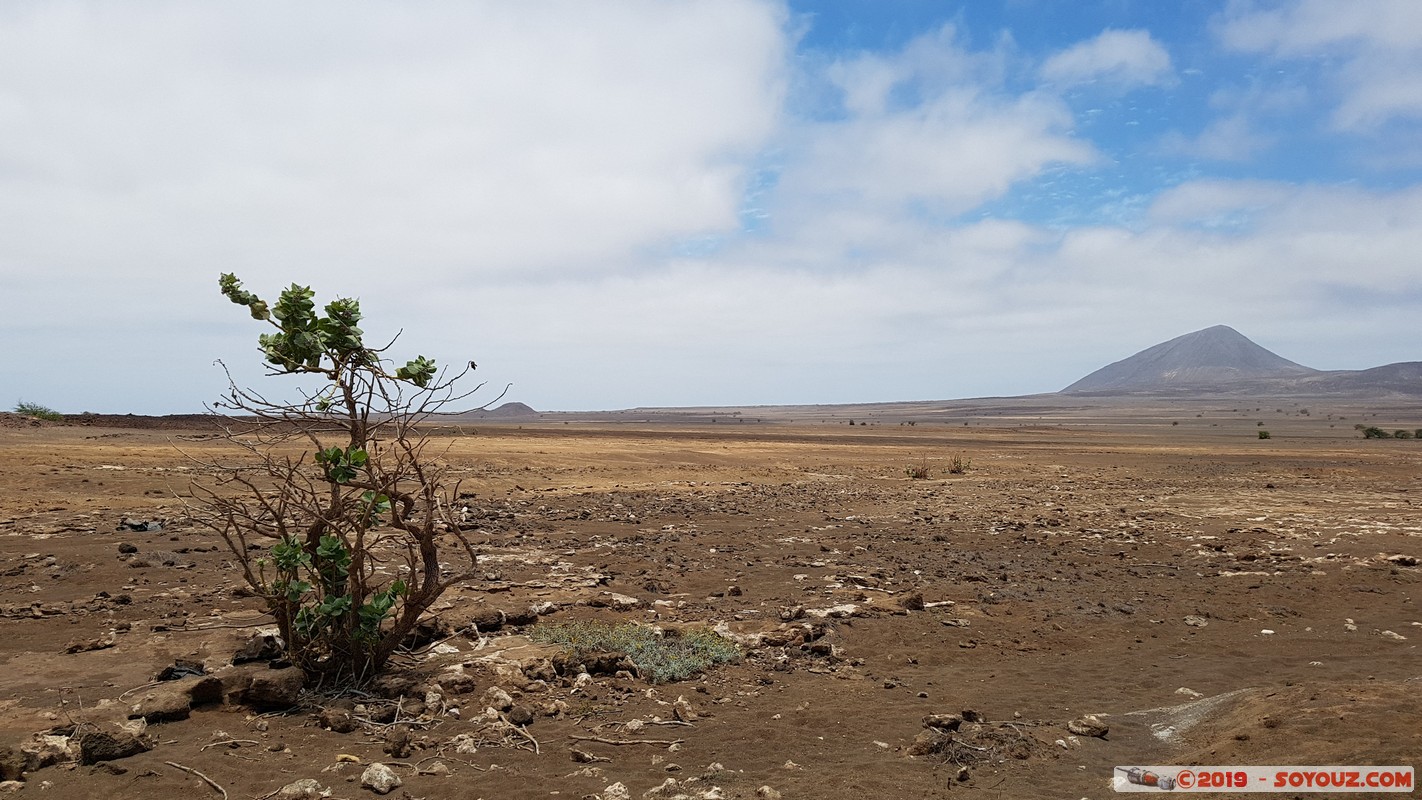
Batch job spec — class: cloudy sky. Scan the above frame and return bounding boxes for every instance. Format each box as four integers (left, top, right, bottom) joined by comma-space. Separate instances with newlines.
4, 0, 1421, 414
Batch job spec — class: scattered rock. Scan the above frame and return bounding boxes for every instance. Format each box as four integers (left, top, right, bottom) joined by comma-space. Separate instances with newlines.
1385, 554, 1418, 567
382, 726, 413, 759
360, 762, 402, 795
1378, 630, 1408, 641
21, 735, 76, 771
130, 675, 222, 722
756, 787, 782, 800
230, 665, 306, 710
484, 687, 514, 712
0, 746, 24, 782
1066, 715, 1108, 739
923, 713, 963, 731
117, 543, 138, 555
64, 632, 116, 654
602, 782, 631, 800
899, 592, 925, 611
233, 632, 286, 664
508, 705, 535, 726
78, 726, 153, 765
273, 778, 327, 800
1183, 615, 1208, 627
318, 706, 360, 734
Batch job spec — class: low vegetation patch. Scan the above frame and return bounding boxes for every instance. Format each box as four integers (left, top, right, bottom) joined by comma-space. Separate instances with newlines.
14, 401, 63, 422
531, 621, 739, 683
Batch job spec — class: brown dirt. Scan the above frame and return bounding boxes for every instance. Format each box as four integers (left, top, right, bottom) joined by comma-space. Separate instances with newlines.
1, 410, 1419, 799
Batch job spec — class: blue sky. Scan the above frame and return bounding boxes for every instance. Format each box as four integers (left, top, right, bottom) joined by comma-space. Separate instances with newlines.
3, 1, 1420, 413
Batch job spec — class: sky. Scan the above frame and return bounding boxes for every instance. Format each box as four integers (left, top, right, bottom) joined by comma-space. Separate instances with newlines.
3, 0, 1421, 414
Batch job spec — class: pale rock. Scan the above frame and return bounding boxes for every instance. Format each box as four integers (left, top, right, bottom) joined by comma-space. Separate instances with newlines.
602, 782, 631, 800
1066, 715, 1108, 738
359, 762, 402, 795
273, 778, 327, 800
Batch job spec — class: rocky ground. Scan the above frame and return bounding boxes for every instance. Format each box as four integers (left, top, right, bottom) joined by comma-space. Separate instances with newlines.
0, 408, 1418, 799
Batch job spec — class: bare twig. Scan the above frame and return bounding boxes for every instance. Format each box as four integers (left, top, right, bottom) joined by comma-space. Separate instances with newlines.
568, 735, 684, 747
165, 761, 227, 799
200, 738, 260, 751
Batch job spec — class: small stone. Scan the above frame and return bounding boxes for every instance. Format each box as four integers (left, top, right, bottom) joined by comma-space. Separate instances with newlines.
756, 787, 782, 800
273, 778, 326, 800
1260, 629, 1275, 635
421, 761, 451, 776
923, 713, 963, 730
360, 762, 402, 795
1175, 687, 1204, 699
1183, 615, 1208, 627
0, 782, 22, 794
1066, 715, 1108, 739
508, 705, 535, 726
602, 782, 631, 800
382, 726, 413, 759
484, 687, 514, 712
318, 707, 359, 734
1378, 630, 1407, 641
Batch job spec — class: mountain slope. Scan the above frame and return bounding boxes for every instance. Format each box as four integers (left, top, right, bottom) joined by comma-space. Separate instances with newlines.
1063, 325, 1317, 393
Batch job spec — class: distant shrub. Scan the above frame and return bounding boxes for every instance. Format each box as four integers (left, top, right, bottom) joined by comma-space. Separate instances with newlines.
1415, 429, 1422, 440
1362, 427, 1391, 439
946, 454, 971, 474
905, 462, 932, 480
1395, 430, 1415, 440
1258, 430, 1271, 439
14, 401, 63, 422
531, 621, 739, 683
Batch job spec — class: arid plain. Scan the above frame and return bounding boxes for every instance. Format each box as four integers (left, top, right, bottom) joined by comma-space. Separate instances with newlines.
1, 395, 1419, 799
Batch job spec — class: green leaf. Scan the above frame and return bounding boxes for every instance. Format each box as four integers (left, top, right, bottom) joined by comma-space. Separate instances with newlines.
396, 355, 437, 388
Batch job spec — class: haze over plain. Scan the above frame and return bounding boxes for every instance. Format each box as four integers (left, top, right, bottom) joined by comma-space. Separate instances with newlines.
3, 1, 1420, 413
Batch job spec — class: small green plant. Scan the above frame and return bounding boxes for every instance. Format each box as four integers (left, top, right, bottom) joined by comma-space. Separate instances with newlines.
1258, 430, 1271, 439
14, 401, 63, 422
1362, 426, 1391, 439
946, 454, 971, 474
531, 621, 739, 683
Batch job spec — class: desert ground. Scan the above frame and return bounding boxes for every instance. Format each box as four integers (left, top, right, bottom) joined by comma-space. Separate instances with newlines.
1, 397, 1419, 799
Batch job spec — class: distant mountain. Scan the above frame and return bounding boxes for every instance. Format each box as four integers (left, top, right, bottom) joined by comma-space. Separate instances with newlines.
476, 402, 538, 418
1062, 326, 1422, 397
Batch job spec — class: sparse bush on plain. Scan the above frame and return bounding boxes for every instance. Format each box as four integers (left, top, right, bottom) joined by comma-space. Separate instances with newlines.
1258, 430, 1271, 439
1396, 430, 1415, 440
946, 454, 971, 474
188, 274, 504, 685
905, 461, 931, 480
531, 621, 739, 683
14, 401, 63, 422
1362, 426, 1391, 439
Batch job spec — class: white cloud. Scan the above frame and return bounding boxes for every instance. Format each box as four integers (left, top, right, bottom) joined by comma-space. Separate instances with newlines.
779, 24, 1095, 220
1216, 0, 1422, 129
1040, 29, 1173, 89
0, 0, 788, 290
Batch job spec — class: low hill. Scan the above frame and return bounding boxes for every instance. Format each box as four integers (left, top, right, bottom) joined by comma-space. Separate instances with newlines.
1064, 325, 1316, 393
1064, 325, 1421, 397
